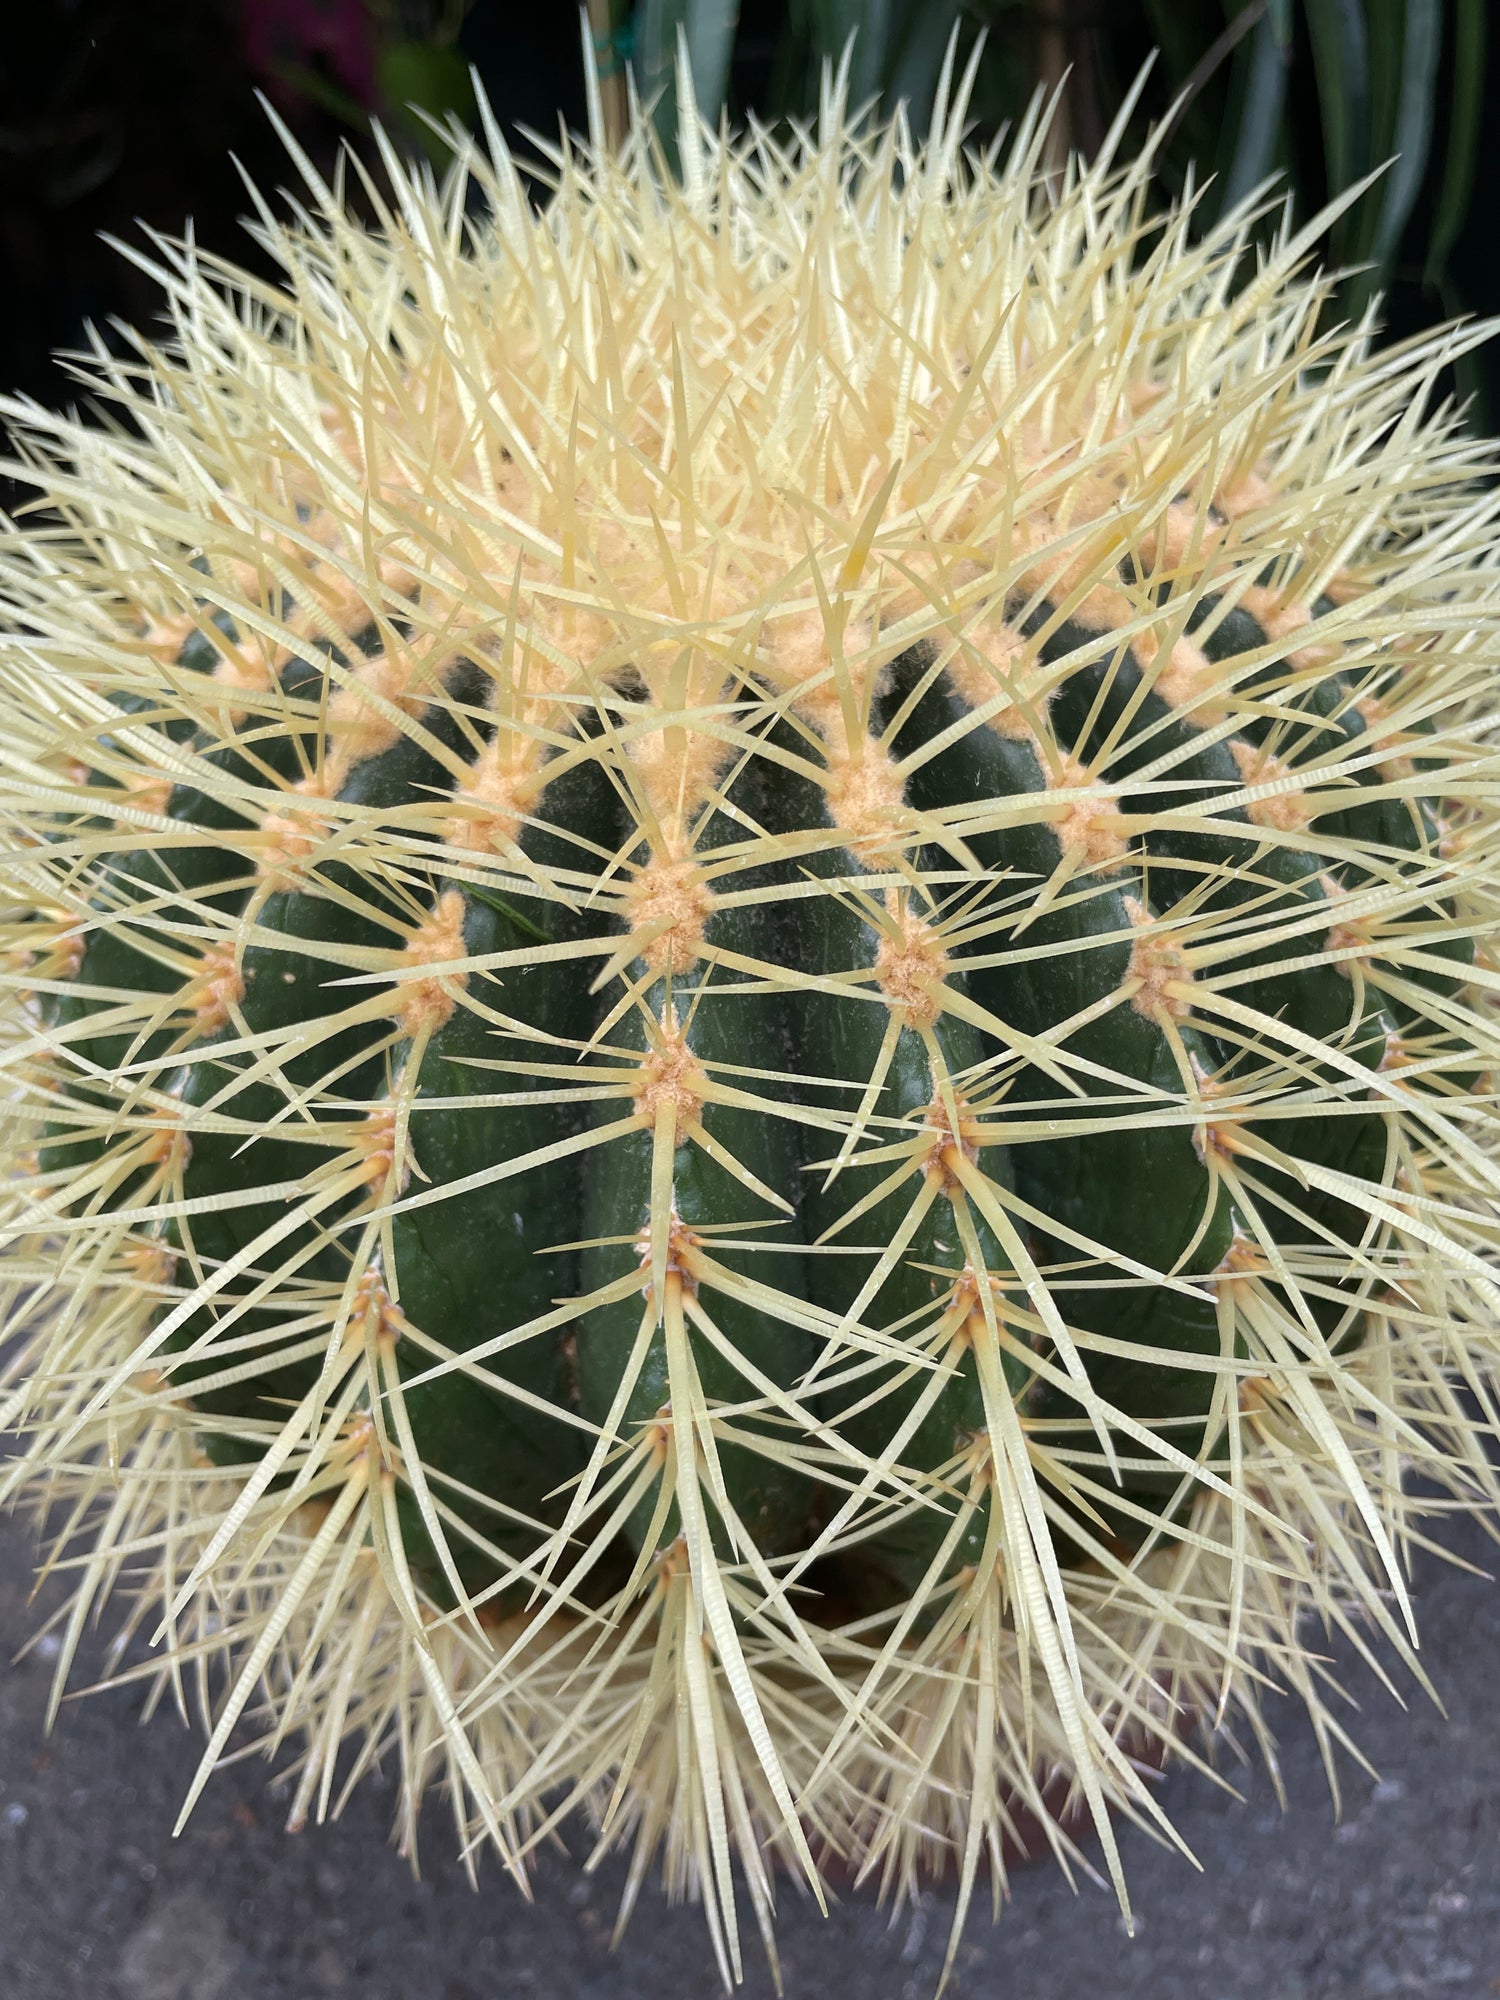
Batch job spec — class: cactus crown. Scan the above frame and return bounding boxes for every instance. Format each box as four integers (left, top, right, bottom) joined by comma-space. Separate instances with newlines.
3, 43, 1499, 1990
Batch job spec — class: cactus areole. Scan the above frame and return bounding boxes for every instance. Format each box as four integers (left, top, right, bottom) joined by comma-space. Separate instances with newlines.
2, 48, 1498, 1988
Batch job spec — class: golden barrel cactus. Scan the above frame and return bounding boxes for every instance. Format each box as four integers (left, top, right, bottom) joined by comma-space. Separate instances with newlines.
2, 44, 1498, 1989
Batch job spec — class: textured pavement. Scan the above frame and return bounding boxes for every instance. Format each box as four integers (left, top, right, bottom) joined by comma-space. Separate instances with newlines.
0, 1500, 1496, 2000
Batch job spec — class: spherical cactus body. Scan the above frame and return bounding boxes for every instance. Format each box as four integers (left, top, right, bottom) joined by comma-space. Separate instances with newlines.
2, 52, 1498, 1987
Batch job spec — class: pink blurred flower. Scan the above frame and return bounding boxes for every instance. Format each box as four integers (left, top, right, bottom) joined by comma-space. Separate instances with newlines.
241, 0, 380, 111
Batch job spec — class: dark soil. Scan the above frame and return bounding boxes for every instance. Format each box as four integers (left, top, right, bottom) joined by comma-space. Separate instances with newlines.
0, 1500, 1496, 2000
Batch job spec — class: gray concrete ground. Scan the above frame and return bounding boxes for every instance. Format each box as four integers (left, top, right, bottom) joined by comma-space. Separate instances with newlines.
0, 1503, 1496, 2000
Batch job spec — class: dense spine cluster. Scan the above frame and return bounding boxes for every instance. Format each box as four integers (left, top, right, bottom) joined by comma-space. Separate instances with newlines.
2, 49, 1499, 1985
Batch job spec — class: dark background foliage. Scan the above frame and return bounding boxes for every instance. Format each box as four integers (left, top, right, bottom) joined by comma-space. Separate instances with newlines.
1, 0, 1497, 441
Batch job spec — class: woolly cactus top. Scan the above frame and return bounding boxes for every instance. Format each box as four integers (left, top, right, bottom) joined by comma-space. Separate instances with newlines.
2, 46, 1499, 1990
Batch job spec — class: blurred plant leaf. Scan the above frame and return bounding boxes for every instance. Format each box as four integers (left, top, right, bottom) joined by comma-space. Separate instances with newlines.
264, 62, 371, 129
1140, 0, 1210, 91
378, 39, 476, 162
1305, 0, 1371, 252
1221, 0, 1291, 212
884, 0, 968, 133
809, 0, 893, 105
1364, 0, 1439, 278
635, 0, 740, 161
1425, 0, 1485, 282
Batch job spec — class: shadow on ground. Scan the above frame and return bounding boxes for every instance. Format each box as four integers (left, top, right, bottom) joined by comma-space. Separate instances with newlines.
0, 1502, 1496, 2000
